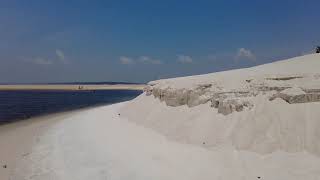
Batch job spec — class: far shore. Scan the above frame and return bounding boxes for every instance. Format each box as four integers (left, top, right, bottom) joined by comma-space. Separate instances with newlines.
0, 84, 145, 91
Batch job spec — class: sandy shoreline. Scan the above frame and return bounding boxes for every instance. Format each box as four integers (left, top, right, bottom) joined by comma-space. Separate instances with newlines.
0, 84, 145, 91
3, 100, 319, 180
0, 107, 93, 180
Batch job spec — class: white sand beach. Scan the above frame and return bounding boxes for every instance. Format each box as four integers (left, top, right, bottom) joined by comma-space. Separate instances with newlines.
1, 54, 320, 179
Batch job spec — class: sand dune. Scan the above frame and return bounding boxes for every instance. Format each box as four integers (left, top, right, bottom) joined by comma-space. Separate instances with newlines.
123, 54, 320, 156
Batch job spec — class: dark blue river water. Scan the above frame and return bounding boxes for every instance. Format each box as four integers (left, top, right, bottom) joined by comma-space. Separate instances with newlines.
0, 90, 142, 123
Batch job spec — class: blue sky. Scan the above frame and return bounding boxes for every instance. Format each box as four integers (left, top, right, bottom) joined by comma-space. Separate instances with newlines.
1, 0, 319, 83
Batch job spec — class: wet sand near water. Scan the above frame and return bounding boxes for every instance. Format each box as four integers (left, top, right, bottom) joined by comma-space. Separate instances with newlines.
0, 108, 93, 180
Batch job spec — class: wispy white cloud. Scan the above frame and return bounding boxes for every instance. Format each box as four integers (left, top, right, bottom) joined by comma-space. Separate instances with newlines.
55, 49, 69, 64
119, 56, 162, 65
235, 48, 256, 61
177, 55, 193, 63
138, 56, 162, 64
56, 49, 65, 60
28, 57, 53, 65
119, 56, 135, 65
23, 49, 70, 66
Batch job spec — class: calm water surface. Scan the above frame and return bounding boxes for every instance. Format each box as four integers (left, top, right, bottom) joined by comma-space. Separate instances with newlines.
0, 90, 142, 123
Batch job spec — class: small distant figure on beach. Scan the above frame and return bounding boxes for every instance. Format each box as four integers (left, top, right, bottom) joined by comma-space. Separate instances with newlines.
78, 86, 84, 90
316, 46, 320, 53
